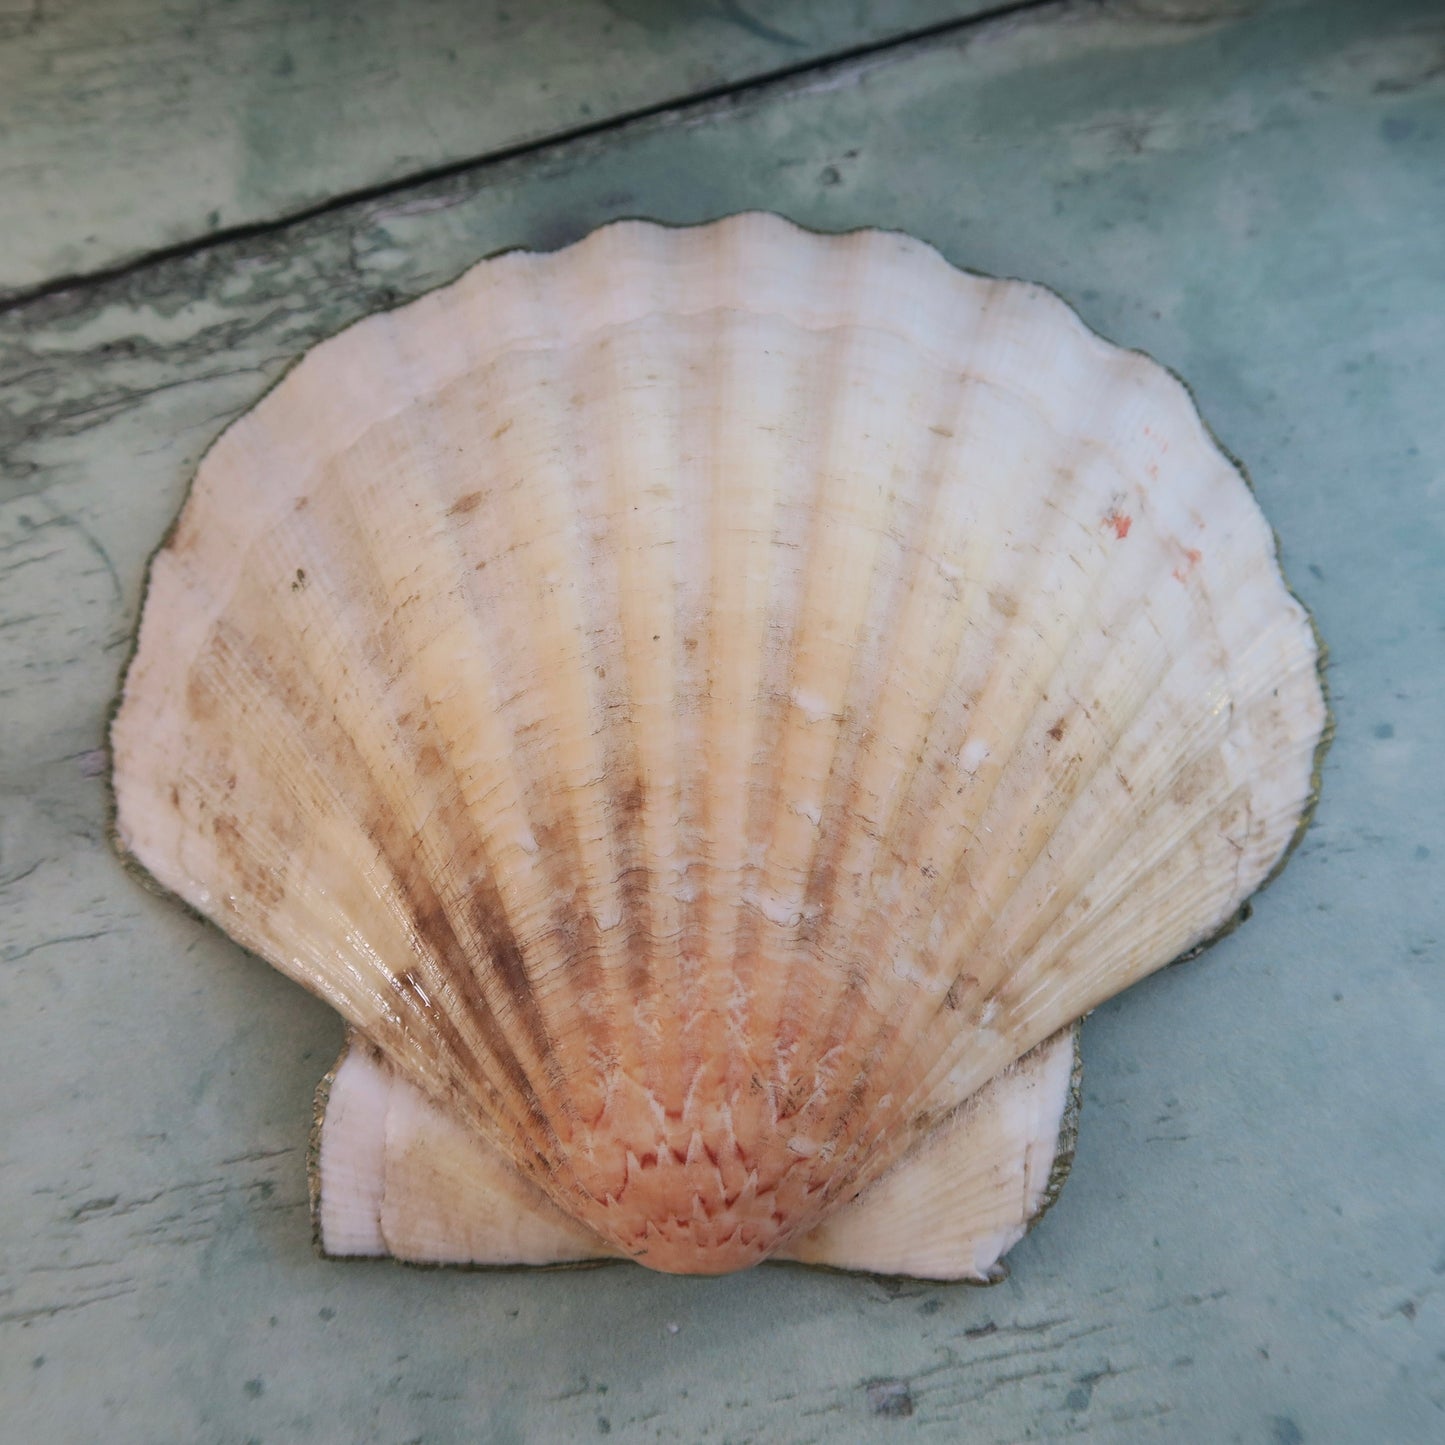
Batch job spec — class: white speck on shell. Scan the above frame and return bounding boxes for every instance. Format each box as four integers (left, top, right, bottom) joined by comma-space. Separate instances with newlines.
959, 737, 991, 774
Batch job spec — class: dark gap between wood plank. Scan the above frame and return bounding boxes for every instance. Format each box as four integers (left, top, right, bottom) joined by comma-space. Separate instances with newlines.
0, 0, 1061, 315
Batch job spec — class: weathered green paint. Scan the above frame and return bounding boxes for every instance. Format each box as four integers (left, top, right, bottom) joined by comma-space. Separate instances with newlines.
0, 0, 1003, 295
2, 0, 1442, 1439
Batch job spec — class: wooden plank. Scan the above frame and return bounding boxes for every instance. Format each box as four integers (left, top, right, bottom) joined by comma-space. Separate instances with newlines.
0, 0, 1003, 295
3, 0, 1443, 1439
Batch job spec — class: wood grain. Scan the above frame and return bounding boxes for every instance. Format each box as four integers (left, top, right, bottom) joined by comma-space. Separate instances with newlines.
0, 0, 1002, 295
2, 0, 1442, 1439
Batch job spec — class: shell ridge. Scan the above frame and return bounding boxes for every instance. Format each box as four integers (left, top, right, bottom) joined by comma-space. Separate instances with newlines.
725, 309, 910, 1233
755, 286, 1016, 1157
860, 624, 1319, 1172
751, 493, 1066, 1197
463, 333, 674, 1202
974, 582, 1321, 992
1018, 775, 1257, 1005
679, 299, 753, 1160
949, 534, 1214, 955
824, 631, 1215, 1181
899, 787, 1236, 1137
830, 395, 1227, 1103
389, 528, 586, 1150
712, 325, 841, 1195
796, 390, 1243, 1190
797, 420, 1136, 1192
181, 600, 564, 1179
404, 338, 635, 1150
578, 313, 702, 1219
666, 301, 829, 1257
581, 311, 687, 1186
310, 451, 572, 1135
757, 363, 990, 1207
274, 432, 598, 1197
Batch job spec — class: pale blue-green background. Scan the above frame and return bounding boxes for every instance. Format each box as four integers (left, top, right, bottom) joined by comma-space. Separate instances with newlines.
1, 1, 1440, 1440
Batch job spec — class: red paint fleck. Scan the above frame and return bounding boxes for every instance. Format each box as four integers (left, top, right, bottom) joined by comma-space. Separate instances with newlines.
1172, 546, 1203, 584
1104, 510, 1133, 540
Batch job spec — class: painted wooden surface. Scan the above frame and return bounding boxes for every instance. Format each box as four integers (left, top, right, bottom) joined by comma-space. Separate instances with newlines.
3, 0, 1443, 1439
0, 0, 999, 296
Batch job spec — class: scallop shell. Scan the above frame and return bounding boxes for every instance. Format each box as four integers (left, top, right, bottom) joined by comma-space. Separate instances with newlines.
112, 213, 1326, 1278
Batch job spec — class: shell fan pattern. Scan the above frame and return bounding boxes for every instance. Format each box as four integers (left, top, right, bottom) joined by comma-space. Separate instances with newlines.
112, 214, 1326, 1278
